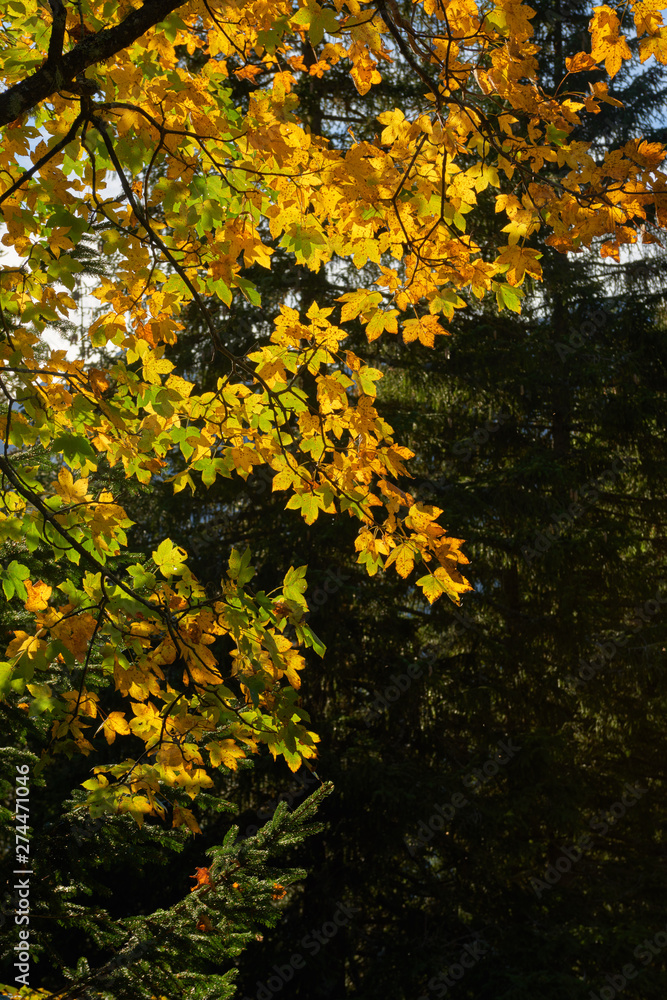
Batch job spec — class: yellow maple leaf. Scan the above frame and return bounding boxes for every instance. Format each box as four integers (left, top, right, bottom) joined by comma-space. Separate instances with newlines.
417, 565, 471, 605
49, 227, 75, 257
496, 244, 543, 285
6, 631, 47, 661
61, 687, 99, 718
384, 542, 416, 579
402, 315, 448, 347
129, 701, 162, 739
53, 467, 90, 504
235, 63, 264, 82
589, 5, 632, 77
100, 711, 131, 744
52, 612, 97, 663
207, 739, 247, 769
638, 26, 667, 64
156, 743, 189, 767
174, 805, 202, 835
24, 580, 52, 612
349, 40, 382, 94
243, 239, 274, 268
377, 107, 406, 145
119, 793, 154, 829
365, 308, 399, 342
632, 1, 664, 36
406, 503, 443, 531
165, 374, 194, 397
142, 350, 174, 386
186, 650, 224, 687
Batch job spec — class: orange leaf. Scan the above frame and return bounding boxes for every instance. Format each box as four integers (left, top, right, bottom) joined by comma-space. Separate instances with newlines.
565, 52, 597, 73
189, 866, 214, 890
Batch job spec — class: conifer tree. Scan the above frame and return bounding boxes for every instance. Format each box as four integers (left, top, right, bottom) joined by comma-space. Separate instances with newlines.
0, 707, 331, 1000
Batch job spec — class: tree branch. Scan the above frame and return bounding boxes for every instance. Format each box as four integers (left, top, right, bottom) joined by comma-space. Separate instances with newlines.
0, 0, 187, 128
47, 0, 67, 68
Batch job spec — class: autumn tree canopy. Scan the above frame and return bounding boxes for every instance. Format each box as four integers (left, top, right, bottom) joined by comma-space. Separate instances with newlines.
1, 0, 666, 825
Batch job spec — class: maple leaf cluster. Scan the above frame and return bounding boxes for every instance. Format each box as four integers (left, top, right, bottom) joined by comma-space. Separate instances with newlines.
0, 0, 666, 822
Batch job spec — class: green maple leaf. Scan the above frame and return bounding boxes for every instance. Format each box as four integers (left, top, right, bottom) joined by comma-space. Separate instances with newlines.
290, 3, 341, 45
